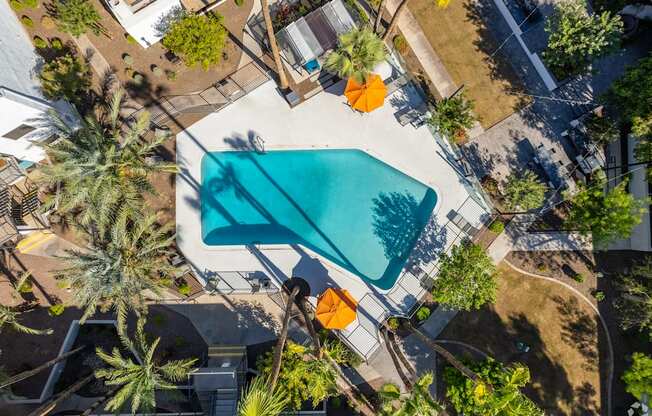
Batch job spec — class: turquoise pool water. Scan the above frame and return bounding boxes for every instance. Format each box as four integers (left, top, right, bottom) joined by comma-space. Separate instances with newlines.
200, 149, 437, 290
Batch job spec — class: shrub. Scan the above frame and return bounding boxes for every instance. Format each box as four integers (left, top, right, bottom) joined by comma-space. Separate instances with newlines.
393, 34, 408, 54
132, 72, 144, 85
165, 69, 177, 81
21, 15, 34, 27
39, 54, 91, 105
48, 304, 65, 316
151, 65, 164, 77
428, 92, 475, 142
415, 306, 431, 321
33, 36, 48, 49
323, 336, 362, 368
50, 37, 64, 49
177, 281, 191, 296
51, 0, 103, 37
503, 170, 547, 211
125, 33, 137, 44
23, 0, 38, 8
41, 15, 56, 29
594, 291, 605, 302
162, 13, 228, 70
10, 0, 24, 10
387, 317, 399, 331
536, 262, 548, 272
573, 273, 585, 283
152, 313, 166, 326
56, 279, 70, 289
488, 220, 505, 234
122, 53, 134, 66
234, 0, 244, 6
18, 279, 33, 293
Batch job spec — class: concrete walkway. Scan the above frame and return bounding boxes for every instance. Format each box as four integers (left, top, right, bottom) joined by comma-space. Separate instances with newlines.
385, 0, 456, 98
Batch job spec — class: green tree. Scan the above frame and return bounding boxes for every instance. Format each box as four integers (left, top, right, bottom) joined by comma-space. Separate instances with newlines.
58, 213, 176, 326
543, 0, 622, 79
614, 260, 652, 337
584, 113, 619, 146
237, 376, 288, 416
0, 304, 52, 335
257, 342, 337, 410
444, 358, 543, 416
39, 54, 91, 106
162, 13, 228, 70
503, 170, 547, 211
95, 318, 197, 414
565, 177, 647, 246
51, 0, 103, 37
605, 54, 652, 139
39, 89, 177, 234
380, 373, 443, 415
622, 352, 652, 400
431, 242, 497, 311
324, 27, 387, 84
428, 93, 475, 142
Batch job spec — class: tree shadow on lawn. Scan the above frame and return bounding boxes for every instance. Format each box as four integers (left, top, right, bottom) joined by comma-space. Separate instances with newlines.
429, 304, 602, 415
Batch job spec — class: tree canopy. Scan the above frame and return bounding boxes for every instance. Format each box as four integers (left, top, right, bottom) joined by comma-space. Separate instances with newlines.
257, 342, 336, 410
565, 177, 647, 246
431, 242, 497, 311
428, 93, 475, 142
584, 113, 619, 146
543, 0, 622, 79
324, 27, 387, 84
622, 352, 652, 401
162, 13, 228, 70
443, 358, 543, 416
51, 0, 103, 37
237, 377, 288, 416
605, 54, 652, 139
614, 259, 652, 337
503, 170, 547, 211
380, 373, 443, 415
39, 54, 91, 106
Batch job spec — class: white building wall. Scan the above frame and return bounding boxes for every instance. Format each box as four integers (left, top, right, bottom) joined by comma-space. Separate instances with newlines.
0, 96, 47, 163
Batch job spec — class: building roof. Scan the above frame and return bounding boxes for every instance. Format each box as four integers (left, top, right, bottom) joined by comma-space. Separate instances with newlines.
108, 0, 183, 48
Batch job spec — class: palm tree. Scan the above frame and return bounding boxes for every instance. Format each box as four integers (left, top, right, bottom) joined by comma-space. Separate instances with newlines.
324, 27, 388, 84
379, 372, 442, 415
39, 89, 177, 236
95, 318, 197, 414
296, 297, 322, 358
237, 376, 288, 416
27, 373, 96, 416
0, 345, 85, 389
0, 304, 52, 335
381, 0, 450, 42
58, 212, 176, 327
260, 0, 289, 90
269, 285, 300, 389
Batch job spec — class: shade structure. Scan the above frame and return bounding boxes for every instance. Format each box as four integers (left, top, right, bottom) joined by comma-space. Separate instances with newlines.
316, 288, 358, 329
344, 74, 387, 113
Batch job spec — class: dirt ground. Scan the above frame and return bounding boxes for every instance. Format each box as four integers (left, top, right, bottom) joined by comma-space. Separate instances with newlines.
439, 263, 607, 415
408, 0, 528, 128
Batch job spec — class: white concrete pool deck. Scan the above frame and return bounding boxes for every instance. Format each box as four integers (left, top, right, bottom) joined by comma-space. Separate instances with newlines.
176, 79, 489, 356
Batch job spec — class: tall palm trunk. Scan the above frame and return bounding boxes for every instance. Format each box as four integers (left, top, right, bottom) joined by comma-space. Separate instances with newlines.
297, 298, 322, 358
80, 386, 119, 416
381, 0, 409, 42
1, 346, 85, 389
27, 374, 94, 416
269, 285, 300, 389
374, 0, 388, 34
405, 322, 487, 388
260, 0, 289, 91
321, 354, 377, 416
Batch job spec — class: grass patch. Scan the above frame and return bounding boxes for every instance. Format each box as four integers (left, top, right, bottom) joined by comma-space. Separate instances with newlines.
409, 0, 528, 128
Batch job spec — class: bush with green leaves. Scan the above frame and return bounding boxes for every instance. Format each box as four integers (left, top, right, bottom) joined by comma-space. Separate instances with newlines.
39, 54, 91, 105
162, 13, 228, 70
393, 34, 408, 53
10, 0, 24, 10
50, 37, 64, 49
21, 15, 33, 27
177, 281, 191, 296
584, 113, 619, 146
33, 36, 48, 49
593, 290, 605, 302
257, 342, 337, 410
51, 0, 103, 37
432, 242, 497, 311
444, 358, 543, 416
503, 170, 547, 211
428, 93, 475, 142
23, 0, 38, 8
622, 352, 652, 400
324, 27, 386, 84
387, 317, 399, 331
415, 306, 431, 321
543, 0, 622, 79
48, 304, 65, 316
565, 176, 648, 246
488, 219, 505, 234
321, 332, 362, 368
41, 15, 56, 29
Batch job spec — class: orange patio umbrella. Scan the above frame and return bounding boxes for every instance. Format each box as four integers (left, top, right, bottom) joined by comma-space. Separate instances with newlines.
344, 74, 387, 113
316, 288, 358, 329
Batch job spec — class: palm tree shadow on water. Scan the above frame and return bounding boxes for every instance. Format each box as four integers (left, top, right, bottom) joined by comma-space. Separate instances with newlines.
371, 190, 447, 273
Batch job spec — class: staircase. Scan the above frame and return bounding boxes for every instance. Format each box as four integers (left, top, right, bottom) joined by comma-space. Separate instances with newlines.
210, 388, 238, 416
194, 345, 248, 416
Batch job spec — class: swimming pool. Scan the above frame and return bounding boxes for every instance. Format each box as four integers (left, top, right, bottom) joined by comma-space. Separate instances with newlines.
200, 149, 437, 290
